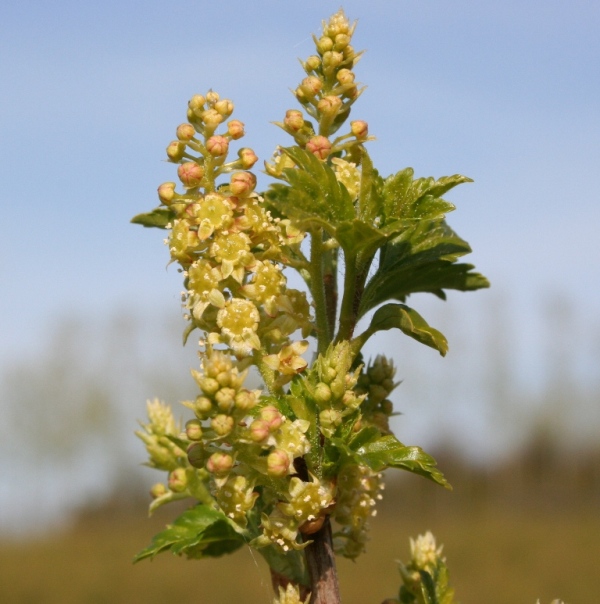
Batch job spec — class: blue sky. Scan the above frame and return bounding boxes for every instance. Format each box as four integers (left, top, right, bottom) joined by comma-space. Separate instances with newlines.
1, 0, 599, 398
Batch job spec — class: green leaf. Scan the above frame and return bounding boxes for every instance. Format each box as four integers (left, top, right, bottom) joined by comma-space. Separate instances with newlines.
363, 303, 448, 356
356, 434, 450, 488
133, 504, 244, 563
131, 207, 175, 229
382, 170, 470, 224
265, 147, 354, 230
357, 150, 385, 224
359, 221, 490, 316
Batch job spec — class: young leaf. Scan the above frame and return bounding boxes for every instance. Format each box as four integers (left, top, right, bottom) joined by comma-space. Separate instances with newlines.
133, 504, 244, 562
356, 434, 450, 488
361, 303, 448, 356
131, 207, 175, 229
359, 221, 489, 316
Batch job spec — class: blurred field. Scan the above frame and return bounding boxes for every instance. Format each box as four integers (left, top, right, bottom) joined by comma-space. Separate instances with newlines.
1, 465, 598, 604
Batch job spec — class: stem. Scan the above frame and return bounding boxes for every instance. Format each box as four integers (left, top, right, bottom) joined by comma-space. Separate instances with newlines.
305, 518, 340, 604
309, 228, 331, 353
336, 252, 358, 342
322, 243, 338, 342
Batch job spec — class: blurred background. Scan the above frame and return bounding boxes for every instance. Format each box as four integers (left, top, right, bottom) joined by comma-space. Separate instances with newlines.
1, 1, 598, 602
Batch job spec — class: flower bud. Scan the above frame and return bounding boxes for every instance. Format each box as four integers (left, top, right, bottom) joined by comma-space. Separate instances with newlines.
381, 399, 394, 415
157, 182, 177, 205
235, 390, 258, 411
178, 161, 205, 188
350, 120, 368, 140
194, 395, 213, 416
336, 68, 355, 86
168, 468, 188, 493
206, 451, 233, 475
211, 414, 234, 436
306, 135, 332, 160
326, 11, 351, 37
185, 419, 203, 441
215, 388, 236, 413
317, 95, 342, 118
314, 382, 332, 405
299, 76, 322, 99
187, 442, 205, 468
260, 406, 283, 431
317, 36, 334, 54
188, 94, 206, 117
206, 135, 229, 157
214, 99, 234, 117
304, 55, 321, 71
205, 90, 220, 105
284, 109, 305, 133
227, 119, 245, 140
176, 123, 196, 141
150, 482, 168, 499
199, 377, 220, 396
322, 51, 344, 70
267, 449, 290, 477
202, 109, 224, 129
238, 147, 258, 169
230, 171, 257, 196
166, 140, 186, 162
249, 419, 270, 443
334, 33, 351, 51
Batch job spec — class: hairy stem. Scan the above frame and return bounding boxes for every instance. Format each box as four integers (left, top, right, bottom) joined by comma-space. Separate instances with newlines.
309, 228, 332, 353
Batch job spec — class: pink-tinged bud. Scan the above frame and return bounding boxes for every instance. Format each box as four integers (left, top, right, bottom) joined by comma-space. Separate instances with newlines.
299, 76, 322, 99
249, 419, 270, 443
206, 451, 233, 475
317, 36, 334, 54
206, 90, 220, 105
317, 95, 342, 117
350, 120, 368, 140
230, 171, 257, 196
336, 68, 355, 86
166, 140, 186, 161
238, 147, 258, 169
284, 109, 305, 132
304, 55, 321, 71
227, 119, 245, 140
185, 419, 203, 441
189, 94, 206, 117
176, 123, 196, 141
267, 449, 290, 477
168, 468, 188, 493
206, 135, 229, 157
211, 414, 234, 436
306, 135, 332, 160
150, 482, 168, 499
157, 182, 177, 205
214, 99, 234, 117
260, 406, 284, 431
187, 443, 205, 468
177, 161, 205, 188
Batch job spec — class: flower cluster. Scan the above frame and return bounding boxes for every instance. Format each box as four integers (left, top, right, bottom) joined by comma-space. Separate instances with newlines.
266, 9, 373, 176
355, 355, 399, 434
333, 464, 384, 559
157, 90, 313, 376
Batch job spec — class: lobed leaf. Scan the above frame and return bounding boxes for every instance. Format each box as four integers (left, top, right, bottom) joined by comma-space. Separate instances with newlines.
131, 207, 175, 229
133, 504, 244, 563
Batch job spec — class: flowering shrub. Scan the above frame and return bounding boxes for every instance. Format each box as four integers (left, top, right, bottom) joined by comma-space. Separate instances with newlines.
132, 9, 494, 604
